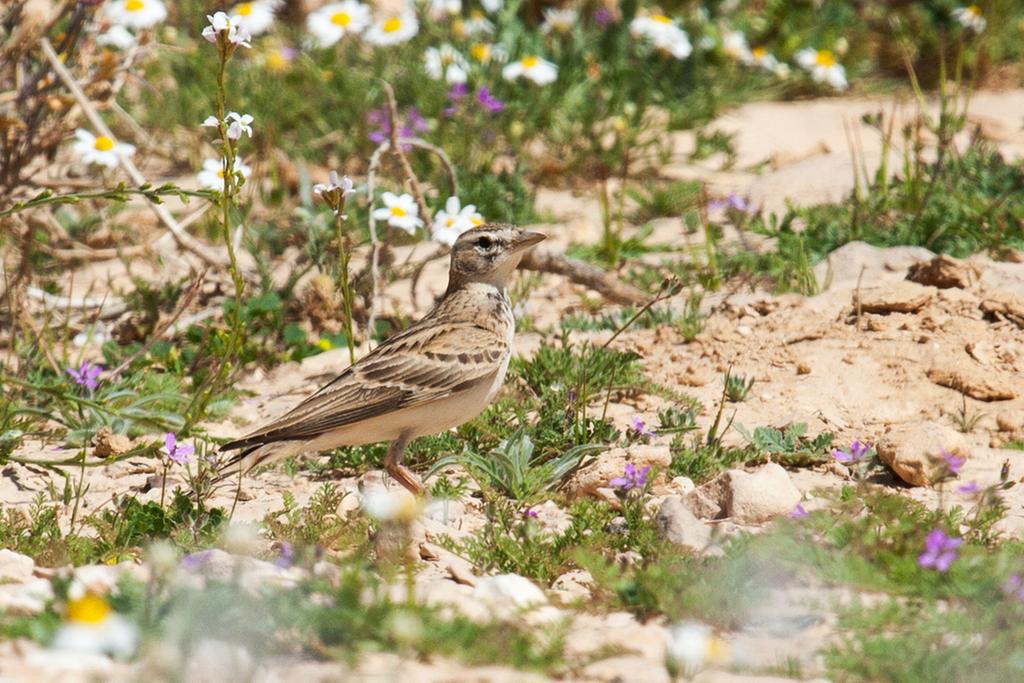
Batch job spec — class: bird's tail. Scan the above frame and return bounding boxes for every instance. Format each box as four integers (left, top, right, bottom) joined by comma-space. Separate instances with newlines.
215, 439, 305, 483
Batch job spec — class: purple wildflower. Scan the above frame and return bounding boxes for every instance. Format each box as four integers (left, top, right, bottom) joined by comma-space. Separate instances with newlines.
629, 416, 656, 439
709, 193, 754, 213
448, 82, 469, 101
594, 7, 615, 25
367, 106, 427, 150
833, 440, 870, 464
788, 503, 809, 519
610, 462, 651, 492
477, 87, 506, 114
164, 432, 195, 464
275, 542, 294, 569
1003, 574, 1024, 601
525, 509, 538, 519
67, 361, 102, 392
180, 549, 215, 571
941, 449, 965, 474
918, 529, 963, 572
958, 482, 980, 495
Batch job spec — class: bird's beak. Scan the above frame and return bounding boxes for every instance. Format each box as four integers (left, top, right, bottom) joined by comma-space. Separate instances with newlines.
511, 231, 546, 252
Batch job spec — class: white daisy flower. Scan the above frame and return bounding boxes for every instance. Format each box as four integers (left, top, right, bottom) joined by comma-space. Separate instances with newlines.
231, 0, 281, 36
424, 45, 469, 83
541, 7, 577, 34
307, 1, 371, 46
428, 0, 461, 20
468, 41, 507, 64
502, 55, 557, 85
361, 488, 420, 522
432, 196, 483, 246
372, 192, 424, 233
722, 30, 752, 63
103, 0, 167, 29
96, 25, 137, 50
72, 129, 135, 169
456, 10, 494, 37
197, 156, 252, 191
750, 46, 788, 77
796, 48, 848, 90
952, 5, 986, 32
52, 592, 138, 659
480, 0, 502, 13
630, 14, 692, 60
202, 11, 252, 48
365, 11, 419, 46
666, 621, 728, 677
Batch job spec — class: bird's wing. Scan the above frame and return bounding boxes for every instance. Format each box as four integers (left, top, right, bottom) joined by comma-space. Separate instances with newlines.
221, 320, 507, 449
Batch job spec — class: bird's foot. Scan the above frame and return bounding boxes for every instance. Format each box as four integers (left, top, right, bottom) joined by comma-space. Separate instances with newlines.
386, 462, 425, 496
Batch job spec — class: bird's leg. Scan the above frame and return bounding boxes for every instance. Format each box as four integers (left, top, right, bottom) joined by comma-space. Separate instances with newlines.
385, 431, 424, 495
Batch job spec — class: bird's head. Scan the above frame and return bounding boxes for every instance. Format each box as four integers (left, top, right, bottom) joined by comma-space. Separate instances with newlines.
447, 224, 546, 291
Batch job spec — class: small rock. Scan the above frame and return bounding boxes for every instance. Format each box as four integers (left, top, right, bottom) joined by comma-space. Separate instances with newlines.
684, 476, 731, 520
796, 363, 811, 375
979, 291, 1024, 329
853, 281, 937, 314
532, 499, 572, 534
876, 421, 970, 487
550, 570, 595, 604
997, 413, 1021, 433
927, 356, 1016, 401
423, 499, 465, 527
725, 464, 802, 524
615, 551, 643, 568
907, 255, 980, 289
0, 578, 53, 614
669, 476, 695, 495
0, 549, 34, 583
656, 497, 712, 553
605, 516, 629, 535
566, 445, 672, 498
582, 655, 671, 683
472, 574, 547, 617
92, 426, 132, 458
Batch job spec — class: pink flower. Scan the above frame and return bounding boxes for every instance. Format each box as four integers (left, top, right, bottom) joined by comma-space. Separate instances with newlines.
918, 529, 962, 572
163, 432, 195, 464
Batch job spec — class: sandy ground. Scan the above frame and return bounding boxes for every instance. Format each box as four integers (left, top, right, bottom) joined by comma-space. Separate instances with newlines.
4, 90, 1024, 682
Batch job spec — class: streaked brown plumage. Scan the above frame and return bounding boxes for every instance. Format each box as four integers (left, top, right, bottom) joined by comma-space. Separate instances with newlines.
219, 224, 545, 493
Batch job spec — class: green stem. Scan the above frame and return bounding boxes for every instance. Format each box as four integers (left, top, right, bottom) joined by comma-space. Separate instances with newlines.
0, 186, 214, 219
335, 212, 357, 365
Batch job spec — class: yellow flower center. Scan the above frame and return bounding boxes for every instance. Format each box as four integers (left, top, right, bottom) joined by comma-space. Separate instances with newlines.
67, 593, 111, 625
968, 5, 982, 17
470, 43, 490, 61
125, 0, 145, 11
522, 56, 540, 68
383, 17, 402, 33
452, 18, 466, 37
446, 217, 456, 227
471, 217, 484, 226
267, 50, 287, 71
752, 46, 767, 58
331, 11, 351, 26
390, 206, 407, 217
94, 136, 115, 152
237, 2, 253, 16
815, 50, 837, 68
317, 338, 333, 350
217, 169, 225, 178
651, 14, 671, 23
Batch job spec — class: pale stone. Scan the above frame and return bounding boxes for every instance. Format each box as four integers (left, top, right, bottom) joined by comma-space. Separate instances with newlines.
472, 574, 547, 618
583, 655, 670, 683
656, 497, 712, 553
876, 421, 970, 487
0, 549, 34, 583
725, 464, 801, 524
853, 281, 937, 314
669, 476, 696, 495
550, 569, 595, 604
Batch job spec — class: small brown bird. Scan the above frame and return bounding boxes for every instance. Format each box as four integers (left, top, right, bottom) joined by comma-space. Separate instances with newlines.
219, 224, 545, 493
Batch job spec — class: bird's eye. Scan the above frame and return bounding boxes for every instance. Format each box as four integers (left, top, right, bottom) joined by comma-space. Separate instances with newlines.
476, 235, 493, 249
